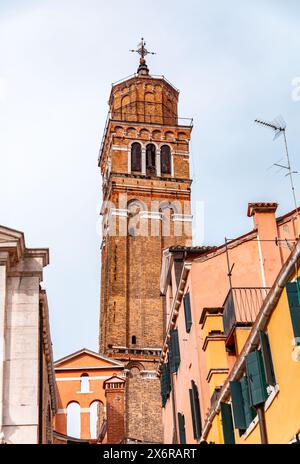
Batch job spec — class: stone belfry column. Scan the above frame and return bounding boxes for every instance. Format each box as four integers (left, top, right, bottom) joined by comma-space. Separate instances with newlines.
98, 39, 193, 443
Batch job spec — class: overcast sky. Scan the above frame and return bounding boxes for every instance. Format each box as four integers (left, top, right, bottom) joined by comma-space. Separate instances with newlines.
1, 0, 300, 359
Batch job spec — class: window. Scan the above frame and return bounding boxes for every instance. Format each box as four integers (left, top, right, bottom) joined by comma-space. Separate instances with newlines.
169, 329, 180, 373
286, 281, 300, 345
178, 413, 186, 444
220, 402, 235, 444
131, 142, 142, 172
259, 330, 276, 386
67, 402, 81, 439
80, 374, 90, 393
146, 144, 156, 175
89, 400, 104, 440
132, 335, 137, 345
189, 380, 202, 439
160, 145, 171, 175
183, 293, 192, 333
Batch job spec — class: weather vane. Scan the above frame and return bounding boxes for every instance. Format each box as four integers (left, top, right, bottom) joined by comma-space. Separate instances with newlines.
130, 38, 156, 75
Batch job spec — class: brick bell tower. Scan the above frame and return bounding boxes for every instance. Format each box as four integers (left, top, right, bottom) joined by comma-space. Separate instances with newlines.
98, 39, 192, 443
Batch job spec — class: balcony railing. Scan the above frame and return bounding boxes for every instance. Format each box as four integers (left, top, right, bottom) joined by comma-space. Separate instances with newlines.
223, 287, 270, 338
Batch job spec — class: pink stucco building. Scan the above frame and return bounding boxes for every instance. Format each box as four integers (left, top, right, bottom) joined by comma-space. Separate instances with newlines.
159, 202, 298, 444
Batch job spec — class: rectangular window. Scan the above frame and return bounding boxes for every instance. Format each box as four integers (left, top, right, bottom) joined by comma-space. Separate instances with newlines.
259, 330, 276, 386
220, 402, 235, 444
286, 281, 300, 346
177, 413, 186, 444
169, 329, 181, 373
183, 293, 192, 333
189, 380, 202, 439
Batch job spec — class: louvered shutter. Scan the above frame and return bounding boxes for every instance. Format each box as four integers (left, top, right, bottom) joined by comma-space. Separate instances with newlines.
230, 381, 246, 430
178, 413, 186, 444
220, 402, 235, 444
246, 351, 268, 407
183, 293, 192, 333
240, 376, 256, 428
286, 282, 300, 345
189, 381, 202, 439
170, 329, 180, 373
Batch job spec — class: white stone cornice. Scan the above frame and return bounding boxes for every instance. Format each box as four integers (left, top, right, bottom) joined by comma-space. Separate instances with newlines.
112, 145, 128, 151
139, 211, 162, 220
172, 214, 193, 222
110, 208, 128, 218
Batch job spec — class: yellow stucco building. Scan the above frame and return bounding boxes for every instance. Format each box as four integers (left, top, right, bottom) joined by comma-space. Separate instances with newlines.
202, 240, 300, 444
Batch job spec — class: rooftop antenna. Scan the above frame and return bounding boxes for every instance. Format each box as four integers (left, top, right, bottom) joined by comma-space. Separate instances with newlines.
255, 115, 300, 237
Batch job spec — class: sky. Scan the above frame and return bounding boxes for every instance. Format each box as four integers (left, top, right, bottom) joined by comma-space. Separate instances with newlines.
1, 0, 300, 359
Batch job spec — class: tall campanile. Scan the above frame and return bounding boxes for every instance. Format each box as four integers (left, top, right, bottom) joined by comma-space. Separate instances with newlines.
98, 40, 192, 443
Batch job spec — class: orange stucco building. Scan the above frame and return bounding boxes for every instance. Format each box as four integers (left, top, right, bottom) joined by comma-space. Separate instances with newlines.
53, 348, 125, 443
159, 202, 299, 443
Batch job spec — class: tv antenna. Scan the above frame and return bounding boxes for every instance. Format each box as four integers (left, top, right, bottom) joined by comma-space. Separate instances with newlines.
255, 115, 300, 236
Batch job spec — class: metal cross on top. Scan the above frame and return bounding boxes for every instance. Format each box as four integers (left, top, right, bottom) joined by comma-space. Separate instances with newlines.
130, 37, 156, 60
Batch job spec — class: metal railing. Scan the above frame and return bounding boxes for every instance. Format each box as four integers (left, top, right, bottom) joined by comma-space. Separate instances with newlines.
223, 287, 270, 337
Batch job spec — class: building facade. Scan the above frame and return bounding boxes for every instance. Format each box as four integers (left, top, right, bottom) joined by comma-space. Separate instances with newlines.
159, 203, 299, 443
98, 47, 193, 442
0, 225, 56, 444
53, 348, 125, 444
203, 239, 300, 444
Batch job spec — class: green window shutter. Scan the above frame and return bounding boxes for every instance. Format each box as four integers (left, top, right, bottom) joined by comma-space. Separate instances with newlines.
240, 376, 256, 428
178, 413, 186, 444
183, 293, 192, 333
229, 381, 246, 430
160, 364, 167, 407
220, 402, 235, 444
160, 363, 171, 407
259, 330, 276, 386
189, 381, 202, 439
286, 282, 300, 345
245, 351, 268, 407
170, 329, 181, 373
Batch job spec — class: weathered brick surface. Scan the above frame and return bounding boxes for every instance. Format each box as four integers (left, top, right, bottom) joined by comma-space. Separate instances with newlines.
99, 73, 192, 443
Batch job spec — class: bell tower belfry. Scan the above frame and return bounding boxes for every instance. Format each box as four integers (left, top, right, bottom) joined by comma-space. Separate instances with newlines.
98, 40, 193, 443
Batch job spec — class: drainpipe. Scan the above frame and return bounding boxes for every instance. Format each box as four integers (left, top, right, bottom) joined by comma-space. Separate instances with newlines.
170, 374, 178, 443
38, 301, 43, 444
256, 405, 268, 444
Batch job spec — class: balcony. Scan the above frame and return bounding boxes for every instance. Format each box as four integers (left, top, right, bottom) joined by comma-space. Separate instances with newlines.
223, 287, 270, 341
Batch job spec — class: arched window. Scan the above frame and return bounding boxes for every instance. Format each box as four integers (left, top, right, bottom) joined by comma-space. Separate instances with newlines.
161, 145, 171, 175
80, 374, 90, 393
131, 142, 142, 172
146, 144, 156, 175
67, 402, 81, 438
89, 400, 104, 440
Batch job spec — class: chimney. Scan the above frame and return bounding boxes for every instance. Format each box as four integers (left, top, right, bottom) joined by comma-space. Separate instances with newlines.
247, 202, 282, 287
103, 375, 126, 444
